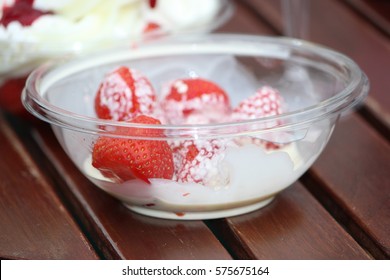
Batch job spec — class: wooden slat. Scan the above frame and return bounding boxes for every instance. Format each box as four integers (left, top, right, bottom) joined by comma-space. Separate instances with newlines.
0, 115, 98, 259
303, 114, 390, 259
208, 183, 371, 259
32, 124, 231, 260
216, 0, 275, 35
344, 0, 390, 36
243, 0, 390, 130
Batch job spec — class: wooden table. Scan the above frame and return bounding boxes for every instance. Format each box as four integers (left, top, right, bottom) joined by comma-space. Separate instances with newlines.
0, 0, 389, 260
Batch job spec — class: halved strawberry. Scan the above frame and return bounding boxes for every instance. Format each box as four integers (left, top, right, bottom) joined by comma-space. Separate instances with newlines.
92, 115, 174, 183
160, 78, 231, 124
94, 66, 156, 121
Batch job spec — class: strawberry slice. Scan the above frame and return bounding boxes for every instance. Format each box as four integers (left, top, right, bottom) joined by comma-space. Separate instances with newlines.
92, 115, 174, 183
94, 66, 156, 121
161, 78, 231, 124
233, 86, 285, 150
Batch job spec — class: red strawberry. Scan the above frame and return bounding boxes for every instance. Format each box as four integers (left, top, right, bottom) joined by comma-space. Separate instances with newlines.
0, 0, 53, 27
233, 86, 283, 120
149, 0, 158, 8
172, 139, 225, 184
0, 76, 31, 118
95, 66, 156, 121
143, 21, 161, 34
233, 86, 284, 150
92, 115, 174, 183
161, 78, 231, 124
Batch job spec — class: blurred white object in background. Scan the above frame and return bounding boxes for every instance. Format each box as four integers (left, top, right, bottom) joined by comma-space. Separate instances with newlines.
0, 0, 232, 116
0, 0, 231, 76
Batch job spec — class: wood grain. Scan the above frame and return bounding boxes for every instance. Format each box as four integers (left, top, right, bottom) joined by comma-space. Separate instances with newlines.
208, 183, 371, 260
303, 114, 390, 259
216, 0, 275, 35
344, 0, 390, 36
0, 116, 98, 259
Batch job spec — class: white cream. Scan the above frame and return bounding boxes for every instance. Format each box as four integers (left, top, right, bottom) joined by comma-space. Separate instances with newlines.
82, 141, 310, 218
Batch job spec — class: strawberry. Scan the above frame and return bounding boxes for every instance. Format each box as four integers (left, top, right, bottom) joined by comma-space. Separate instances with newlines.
172, 139, 226, 185
160, 78, 231, 124
233, 86, 283, 120
143, 21, 161, 34
92, 115, 174, 183
233, 86, 284, 150
94, 66, 156, 121
0, 76, 31, 118
0, 0, 53, 27
149, 0, 158, 8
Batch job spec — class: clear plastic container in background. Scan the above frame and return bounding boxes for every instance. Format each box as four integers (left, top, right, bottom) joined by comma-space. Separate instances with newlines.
0, 0, 233, 118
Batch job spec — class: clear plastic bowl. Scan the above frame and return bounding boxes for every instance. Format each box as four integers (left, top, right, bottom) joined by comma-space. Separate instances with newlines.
22, 34, 369, 220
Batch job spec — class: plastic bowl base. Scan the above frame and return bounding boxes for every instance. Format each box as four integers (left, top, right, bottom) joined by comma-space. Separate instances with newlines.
123, 197, 275, 220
